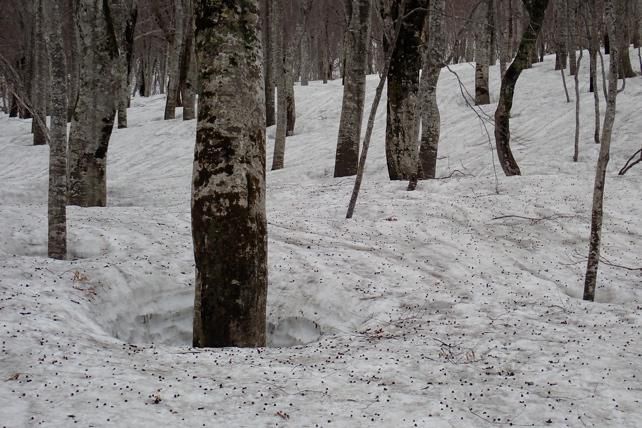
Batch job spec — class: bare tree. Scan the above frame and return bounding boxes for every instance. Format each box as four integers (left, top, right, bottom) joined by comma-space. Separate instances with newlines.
44, 0, 68, 259
192, 0, 268, 347
415, 0, 446, 181
334, 0, 371, 177
68, 0, 122, 207
494, 0, 550, 176
271, 0, 287, 170
584, 0, 619, 302
383, 0, 428, 180
475, 0, 493, 105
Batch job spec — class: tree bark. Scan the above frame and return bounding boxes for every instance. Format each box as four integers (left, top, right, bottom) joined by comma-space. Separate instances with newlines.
32, 0, 48, 146
416, 0, 446, 181
494, 0, 550, 176
584, 0, 619, 302
181, 0, 197, 121
68, 0, 120, 207
384, 0, 427, 180
573, 49, 583, 162
164, 0, 184, 120
192, 0, 267, 347
45, 0, 68, 260
334, 0, 371, 177
271, 0, 286, 170
262, 0, 275, 125
475, 0, 492, 105
116, 1, 137, 129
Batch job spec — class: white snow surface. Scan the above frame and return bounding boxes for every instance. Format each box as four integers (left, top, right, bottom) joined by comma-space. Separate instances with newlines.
1, 52, 641, 427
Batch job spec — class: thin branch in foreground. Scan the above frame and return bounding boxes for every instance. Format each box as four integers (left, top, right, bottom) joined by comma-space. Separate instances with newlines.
618, 148, 641, 175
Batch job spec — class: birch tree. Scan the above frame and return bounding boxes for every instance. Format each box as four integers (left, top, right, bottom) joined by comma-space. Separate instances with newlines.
335, 0, 371, 177
192, 0, 267, 347
584, 0, 619, 302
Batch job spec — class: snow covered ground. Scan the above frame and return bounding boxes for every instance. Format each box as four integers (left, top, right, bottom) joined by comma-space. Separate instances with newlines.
1, 51, 640, 427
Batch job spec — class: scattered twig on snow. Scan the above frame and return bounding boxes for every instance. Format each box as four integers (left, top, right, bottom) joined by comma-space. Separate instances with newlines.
491, 214, 576, 223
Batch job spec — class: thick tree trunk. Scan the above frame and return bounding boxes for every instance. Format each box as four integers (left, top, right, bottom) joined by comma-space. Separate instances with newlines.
192, 0, 267, 348
617, 0, 636, 78
584, 0, 619, 302
554, 0, 568, 70
334, 0, 371, 177
164, 0, 184, 120
568, 0, 578, 76
45, 0, 68, 260
384, 0, 427, 180
416, 0, 446, 181
300, 32, 310, 86
68, 0, 120, 207
494, 0, 550, 176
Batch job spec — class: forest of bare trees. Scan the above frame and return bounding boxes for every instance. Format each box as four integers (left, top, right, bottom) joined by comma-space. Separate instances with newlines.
0, 0, 640, 346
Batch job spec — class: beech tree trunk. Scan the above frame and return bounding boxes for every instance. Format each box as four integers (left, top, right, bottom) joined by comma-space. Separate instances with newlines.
285, 46, 295, 136
45, 0, 68, 260
181, 0, 197, 121
384, 0, 427, 180
192, 0, 267, 348
584, 0, 619, 302
68, 0, 121, 207
116, 0, 137, 129
271, 0, 286, 170
475, 0, 492, 106
32, 0, 48, 146
262, 0, 275, 125
416, 0, 446, 181
494, 0, 550, 176
334, 0, 371, 177
617, 0, 636, 78
164, 0, 184, 120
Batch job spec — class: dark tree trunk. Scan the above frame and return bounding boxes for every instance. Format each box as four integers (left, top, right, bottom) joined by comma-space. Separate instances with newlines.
494, 0, 550, 176
262, 0, 275, 126
192, 0, 267, 348
384, 0, 427, 180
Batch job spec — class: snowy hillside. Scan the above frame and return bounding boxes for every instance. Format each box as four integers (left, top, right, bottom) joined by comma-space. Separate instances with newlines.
1, 52, 641, 427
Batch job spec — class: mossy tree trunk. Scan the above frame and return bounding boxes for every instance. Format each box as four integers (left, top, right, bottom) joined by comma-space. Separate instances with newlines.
192, 0, 267, 347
